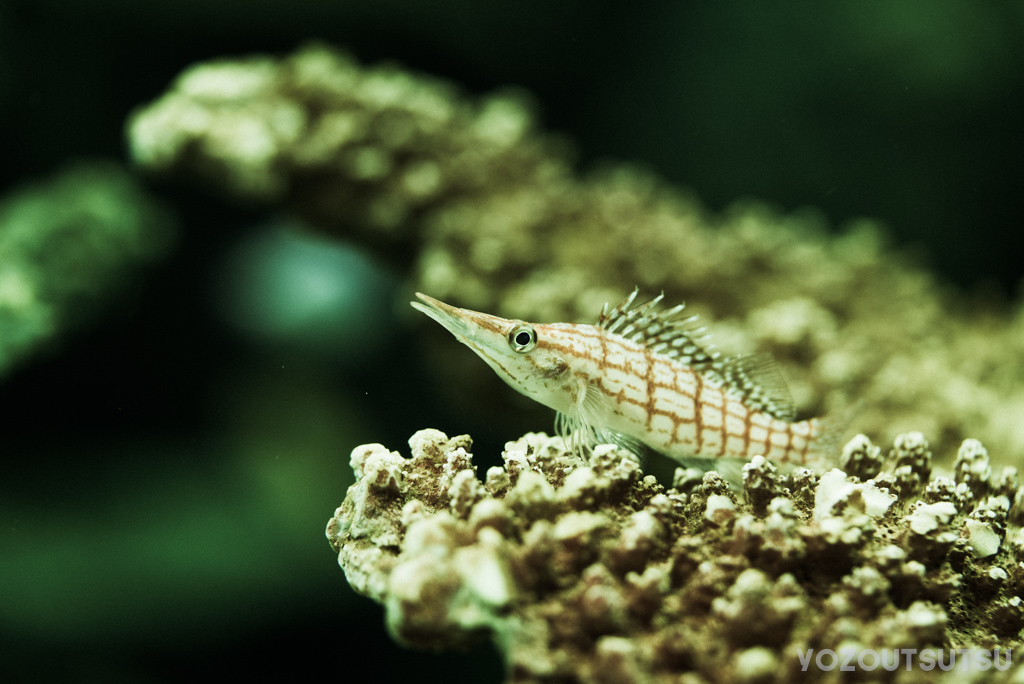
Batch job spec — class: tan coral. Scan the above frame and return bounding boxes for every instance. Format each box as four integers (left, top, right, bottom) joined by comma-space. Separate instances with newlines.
327, 429, 1024, 682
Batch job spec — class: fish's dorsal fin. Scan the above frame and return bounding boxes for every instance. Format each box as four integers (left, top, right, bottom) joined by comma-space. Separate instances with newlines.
597, 289, 719, 367
597, 290, 797, 422
709, 352, 797, 422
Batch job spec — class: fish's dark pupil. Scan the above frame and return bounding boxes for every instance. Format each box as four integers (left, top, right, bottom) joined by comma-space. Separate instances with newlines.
516, 331, 532, 346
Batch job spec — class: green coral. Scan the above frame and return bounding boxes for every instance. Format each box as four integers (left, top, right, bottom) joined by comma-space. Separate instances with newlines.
0, 162, 174, 374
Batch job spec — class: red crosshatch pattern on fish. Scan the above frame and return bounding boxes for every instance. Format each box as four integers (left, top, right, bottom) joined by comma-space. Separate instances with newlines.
412, 290, 843, 471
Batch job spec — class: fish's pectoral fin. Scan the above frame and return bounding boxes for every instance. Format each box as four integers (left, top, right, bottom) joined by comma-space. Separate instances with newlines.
554, 410, 584, 457
555, 375, 613, 459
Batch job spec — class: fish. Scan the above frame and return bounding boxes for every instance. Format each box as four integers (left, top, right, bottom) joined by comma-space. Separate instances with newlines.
411, 289, 842, 472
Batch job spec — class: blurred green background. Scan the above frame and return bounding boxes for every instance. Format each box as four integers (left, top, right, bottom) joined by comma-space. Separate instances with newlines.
1, 1, 1022, 681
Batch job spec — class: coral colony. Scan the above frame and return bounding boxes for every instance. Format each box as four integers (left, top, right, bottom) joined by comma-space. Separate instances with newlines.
327, 429, 1024, 682
125, 43, 1024, 682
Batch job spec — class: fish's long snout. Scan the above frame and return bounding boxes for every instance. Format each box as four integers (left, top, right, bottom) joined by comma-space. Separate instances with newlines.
410, 292, 471, 339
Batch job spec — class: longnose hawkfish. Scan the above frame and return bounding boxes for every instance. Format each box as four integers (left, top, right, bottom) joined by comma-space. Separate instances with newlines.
412, 290, 844, 473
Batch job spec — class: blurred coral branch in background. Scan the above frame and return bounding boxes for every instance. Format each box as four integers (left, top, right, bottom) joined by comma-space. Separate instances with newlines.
0, 163, 174, 375
127, 43, 1024, 467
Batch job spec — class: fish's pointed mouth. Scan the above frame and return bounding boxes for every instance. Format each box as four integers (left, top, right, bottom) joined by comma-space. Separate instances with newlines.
411, 292, 516, 345
410, 292, 472, 339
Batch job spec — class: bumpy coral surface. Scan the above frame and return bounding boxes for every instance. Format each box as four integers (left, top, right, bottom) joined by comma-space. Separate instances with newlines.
128, 43, 1024, 467
328, 429, 1024, 683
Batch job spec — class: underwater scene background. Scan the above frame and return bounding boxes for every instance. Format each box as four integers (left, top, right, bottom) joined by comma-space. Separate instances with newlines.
2, 2, 1023, 681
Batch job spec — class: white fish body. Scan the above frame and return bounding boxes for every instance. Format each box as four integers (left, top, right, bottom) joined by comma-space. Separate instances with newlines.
412, 290, 839, 470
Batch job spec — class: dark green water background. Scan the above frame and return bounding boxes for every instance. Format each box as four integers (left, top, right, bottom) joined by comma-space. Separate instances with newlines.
1, 2, 1021, 681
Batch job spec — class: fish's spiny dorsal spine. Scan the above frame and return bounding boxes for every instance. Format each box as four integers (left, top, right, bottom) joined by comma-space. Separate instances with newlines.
598, 289, 714, 367
597, 289, 797, 422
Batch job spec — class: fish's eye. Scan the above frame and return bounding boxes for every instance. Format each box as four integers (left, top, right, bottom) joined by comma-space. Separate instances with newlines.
508, 324, 538, 353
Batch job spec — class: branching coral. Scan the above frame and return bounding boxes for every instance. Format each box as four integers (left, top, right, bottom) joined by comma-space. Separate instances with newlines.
0, 162, 174, 375
127, 43, 1024, 465
328, 429, 1024, 682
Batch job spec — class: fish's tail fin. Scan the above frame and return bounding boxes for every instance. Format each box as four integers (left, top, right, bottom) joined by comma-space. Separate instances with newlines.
803, 400, 864, 472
